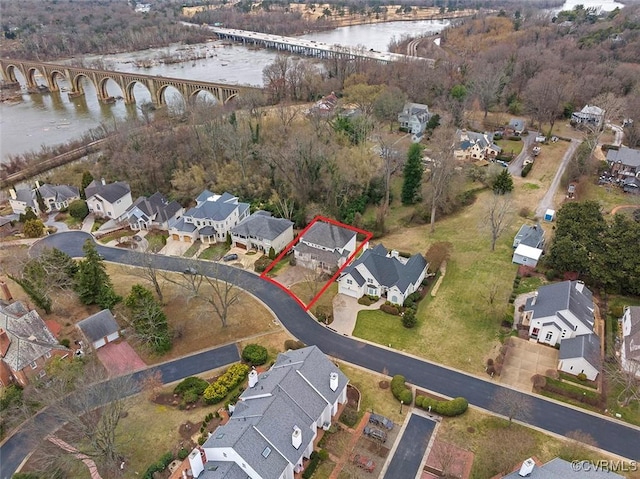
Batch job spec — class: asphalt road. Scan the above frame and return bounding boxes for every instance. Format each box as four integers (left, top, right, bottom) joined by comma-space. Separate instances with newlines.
2, 232, 640, 477
383, 414, 436, 479
508, 132, 537, 176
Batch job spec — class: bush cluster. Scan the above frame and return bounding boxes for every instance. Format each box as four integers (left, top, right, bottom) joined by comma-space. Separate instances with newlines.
302, 451, 326, 479
380, 303, 400, 315
242, 344, 268, 366
143, 452, 174, 479
284, 339, 306, 350
402, 307, 417, 328
174, 376, 209, 397
521, 162, 533, 177
541, 380, 602, 407
203, 363, 250, 404
390, 375, 413, 404
340, 407, 359, 427
254, 255, 272, 273
358, 295, 373, 306
415, 396, 468, 416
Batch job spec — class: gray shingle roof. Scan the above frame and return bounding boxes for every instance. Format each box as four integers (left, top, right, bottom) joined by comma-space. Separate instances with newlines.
606, 146, 640, 168
185, 191, 249, 222
0, 301, 65, 371
14, 188, 35, 207
170, 217, 197, 233
77, 309, 119, 342
559, 333, 602, 371
299, 221, 356, 250
514, 223, 544, 248
199, 461, 248, 479
127, 192, 180, 224
524, 281, 594, 331
231, 211, 293, 241
624, 306, 640, 361
38, 183, 79, 203
293, 242, 341, 264
85, 180, 131, 204
502, 457, 625, 478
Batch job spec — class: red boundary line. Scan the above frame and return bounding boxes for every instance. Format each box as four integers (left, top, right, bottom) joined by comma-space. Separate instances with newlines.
260, 216, 373, 312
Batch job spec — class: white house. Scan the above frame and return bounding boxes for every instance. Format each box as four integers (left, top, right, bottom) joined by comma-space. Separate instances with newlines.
571, 104, 604, 129
558, 333, 602, 381
122, 192, 183, 231
524, 281, 595, 347
230, 211, 294, 254
512, 244, 543, 267
398, 102, 432, 136
76, 309, 120, 350
85, 179, 133, 219
169, 190, 249, 244
621, 306, 640, 378
293, 220, 357, 273
9, 182, 80, 215
190, 346, 349, 479
338, 244, 428, 306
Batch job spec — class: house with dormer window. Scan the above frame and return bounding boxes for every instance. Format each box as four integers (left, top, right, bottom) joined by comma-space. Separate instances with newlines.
454, 129, 501, 161
85, 179, 133, 219
230, 211, 294, 254
293, 221, 357, 273
122, 192, 183, 231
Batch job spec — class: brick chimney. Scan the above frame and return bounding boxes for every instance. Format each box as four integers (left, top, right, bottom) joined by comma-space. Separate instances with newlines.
0, 280, 12, 301
0, 329, 11, 358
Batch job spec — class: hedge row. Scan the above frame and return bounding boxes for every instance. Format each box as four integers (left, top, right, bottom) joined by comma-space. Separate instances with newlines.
521, 162, 533, 177
391, 375, 413, 404
203, 363, 250, 404
381, 304, 400, 315
143, 452, 174, 479
415, 395, 468, 416
174, 376, 208, 397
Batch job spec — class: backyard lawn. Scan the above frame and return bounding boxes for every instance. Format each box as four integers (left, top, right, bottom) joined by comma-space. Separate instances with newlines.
290, 281, 338, 312
496, 138, 524, 158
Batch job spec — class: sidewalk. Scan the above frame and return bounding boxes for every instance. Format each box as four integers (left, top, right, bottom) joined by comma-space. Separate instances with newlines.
327, 412, 370, 479
81, 214, 95, 233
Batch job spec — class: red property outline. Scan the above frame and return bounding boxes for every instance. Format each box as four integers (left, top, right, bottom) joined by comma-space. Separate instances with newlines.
260, 216, 373, 312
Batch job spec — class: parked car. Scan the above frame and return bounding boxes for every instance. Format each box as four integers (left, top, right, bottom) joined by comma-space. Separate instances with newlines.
369, 413, 394, 430
352, 454, 375, 473
363, 425, 387, 443
222, 253, 238, 262
184, 267, 197, 275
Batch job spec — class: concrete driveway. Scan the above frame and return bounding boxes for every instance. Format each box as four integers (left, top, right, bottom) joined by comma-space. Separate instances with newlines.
332, 294, 382, 335
500, 337, 559, 391
159, 237, 193, 256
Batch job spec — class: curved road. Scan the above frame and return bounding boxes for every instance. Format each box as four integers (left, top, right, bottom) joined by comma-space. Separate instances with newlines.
2, 232, 640, 477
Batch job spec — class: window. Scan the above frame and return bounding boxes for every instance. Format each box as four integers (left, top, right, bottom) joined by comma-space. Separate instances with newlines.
45, 351, 52, 359
37, 370, 46, 379
545, 331, 553, 342
262, 447, 271, 458
346, 279, 353, 285
30, 361, 37, 370
367, 278, 374, 284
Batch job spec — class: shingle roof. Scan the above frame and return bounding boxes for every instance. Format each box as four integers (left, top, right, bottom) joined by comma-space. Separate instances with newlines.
38, 184, 79, 202
299, 221, 356, 250
623, 306, 640, 361
170, 217, 197, 233
514, 223, 544, 248
606, 146, 640, 168
524, 281, 594, 331
231, 211, 293, 241
185, 191, 249, 222
199, 461, 248, 479
0, 301, 65, 371
293, 242, 342, 265
85, 180, 131, 204
559, 333, 602, 371
77, 309, 119, 342
502, 457, 625, 478
14, 188, 36, 207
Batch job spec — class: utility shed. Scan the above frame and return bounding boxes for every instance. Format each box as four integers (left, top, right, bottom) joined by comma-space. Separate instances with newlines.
512, 244, 543, 267
77, 309, 120, 349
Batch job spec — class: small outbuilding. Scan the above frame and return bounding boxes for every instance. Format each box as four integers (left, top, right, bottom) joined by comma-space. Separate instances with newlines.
543, 209, 555, 222
512, 244, 543, 267
77, 309, 120, 350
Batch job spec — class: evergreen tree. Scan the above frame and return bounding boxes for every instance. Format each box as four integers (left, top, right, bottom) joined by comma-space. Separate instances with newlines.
125, 284, 171, 354
80, 171, 94, 200
23, 219, 44, 238
492, 168, 514, 195
75, 240, 120, 308
35, 188, 46, 214
401, 143, 424, 205
19, 207, 37, 223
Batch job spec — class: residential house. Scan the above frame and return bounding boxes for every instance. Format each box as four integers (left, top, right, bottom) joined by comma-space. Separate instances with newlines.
398, 102, 432, 136
309, 92, 338, 116
77, 309, 120, 350
0, 301, 69, 387
189, 346, 349, 479
454, 130, 502, 161
169, 190, 249, 244
558, 333, 601, 381
293, 221, 357, 273
122, 192, 183, 231
230, 211, 294, 254
85, 179, 133, 219
0, 217, 15, 237
607, 146, 640, 180
508, 118, 526, 135
523, 281, 595, 347
623, 176, 640, 194
502, 457, 625, 478
512, 223, 545, 267
9, 181, 80, 215
338, 244, 428, 306
621, 306, 640, 377
571, 104, 605, 129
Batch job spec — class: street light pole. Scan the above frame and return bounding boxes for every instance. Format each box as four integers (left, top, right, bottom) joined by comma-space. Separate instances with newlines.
400, 400, 403, 414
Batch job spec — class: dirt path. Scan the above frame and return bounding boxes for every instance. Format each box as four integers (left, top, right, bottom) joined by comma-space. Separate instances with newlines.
535, 139, 580, 219
610, 204, 639, 215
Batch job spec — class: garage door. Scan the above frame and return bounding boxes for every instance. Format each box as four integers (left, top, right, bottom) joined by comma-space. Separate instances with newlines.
172, 234, 179, 241
93, 338, 106, 349
235, 242, 247, 250
106, 332, 120, 343
184, 236, 191, 243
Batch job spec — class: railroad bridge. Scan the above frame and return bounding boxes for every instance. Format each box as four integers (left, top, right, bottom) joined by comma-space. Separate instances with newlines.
0, 58, 261, 105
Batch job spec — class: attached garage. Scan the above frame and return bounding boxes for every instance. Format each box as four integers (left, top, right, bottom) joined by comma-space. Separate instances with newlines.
172, 234, 180, 241
77, 309, 121, 350
184, 236, 192, 242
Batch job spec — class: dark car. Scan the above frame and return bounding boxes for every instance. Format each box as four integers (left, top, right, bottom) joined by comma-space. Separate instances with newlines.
222, 253, 238, 262
363, 425, 387, 443
183, 267, 197, 275
369, 413, 394, 430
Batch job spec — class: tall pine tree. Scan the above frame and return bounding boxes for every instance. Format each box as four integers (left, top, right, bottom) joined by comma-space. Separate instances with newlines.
125, 284, 171, 354
401, 143, 424, 205
75, 240, 120, 308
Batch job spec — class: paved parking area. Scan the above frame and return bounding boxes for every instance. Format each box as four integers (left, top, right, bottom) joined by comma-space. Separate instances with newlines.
382, 413, 436, 479
96, 341, 147, 377
500, 337, 559, 391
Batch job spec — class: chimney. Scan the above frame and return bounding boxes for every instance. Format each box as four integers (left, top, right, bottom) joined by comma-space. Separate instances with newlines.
9, 189, 16, 200
101, 177, 106, 186
390, 250, 399, 259
531, 292, 538, 306
0, 329, 11, 358
35, 180, 41, 189
248, 369, 258, 388
188, 448, 204, 478
292, 426, 302, 449
518, 458, 535, 476
0, 281, 13, 301
330, 372, 339, 392
575, 281, 585, 293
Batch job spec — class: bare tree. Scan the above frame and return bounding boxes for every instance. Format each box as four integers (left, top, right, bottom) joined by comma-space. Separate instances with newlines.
606, 359, 640, 407
270, 190, 295, 221
431, 441, 458, 478
559, 430, 598, 462
472, 62, 506, 118
481, 193, 514, 251
523, 69, 573, 136
125, 250, 166, 302
492, 388, 533, 425
139, 370, 164, 402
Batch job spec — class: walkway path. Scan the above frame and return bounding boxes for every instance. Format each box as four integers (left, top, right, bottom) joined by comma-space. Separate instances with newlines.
327, 412, 371, 479
47, 436, 103, 479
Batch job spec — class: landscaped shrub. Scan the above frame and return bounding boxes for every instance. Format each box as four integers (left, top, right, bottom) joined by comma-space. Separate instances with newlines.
302, 451, 321, 479
143, 452, 174, 479
203, 382, 229, 404
284, 339, 305, 350
178, 448, 189, 460
59, 338, 70, 348
380, 304, 400, 315
254, 255, 272, 273
545, 269, 559, 281
402, 307, 417, 328
415, 396, 468, 416
577, 373, 587, 382
358, 295, 373, 306
174, 376, 209, 397
203, 363, 250, 404
68, 199, 89, 220
521, 163, 533, 177
340, 407, 359, 427
242, 344, 268, 366
268, 247, 276, 260
391, 375, 413, 404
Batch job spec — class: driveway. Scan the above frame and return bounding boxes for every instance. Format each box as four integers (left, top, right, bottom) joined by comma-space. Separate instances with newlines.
159, 237, 193, 256
95, 341, 147, 377
45, 212, 69, 232
535, 139, 580, 219
500, 337, 559, 391
332, 293, 382, 335
382, 413, 436, 479
508, 132, 537, 176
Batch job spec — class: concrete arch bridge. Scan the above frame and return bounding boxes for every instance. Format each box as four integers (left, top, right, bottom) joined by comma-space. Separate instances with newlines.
0, 58, 261, 106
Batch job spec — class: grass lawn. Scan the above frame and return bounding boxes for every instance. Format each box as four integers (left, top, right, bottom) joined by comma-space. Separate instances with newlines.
313, 460, 336, 479
290, 281, 338, 312
145, 230, 168, 252
55, 211, 82, 229
183, 240, 201, 257
581, 180, 640, 215
514, 276, 545, 295
353, 309, 413, 351
91, 217, 107, 232
199, 243, 228, 260
606, 382, 640, 427
496, 139, 524, 157
98, 229, 135, 244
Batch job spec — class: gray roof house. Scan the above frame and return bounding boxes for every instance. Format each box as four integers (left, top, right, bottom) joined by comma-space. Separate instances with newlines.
454, 129, 502, 161
503, 457, 625, 478
606, 146, 640, 179
0, 301, 68, 387
77, 309, 120, 350
621, 306, 640, 377
513, 223, 544, 249
338, 244, 428, 305
123, 192, 183, 231
9, 182, 80, 215
169, 191, 249, 244
508, 118, 526, 135
85, 179, 133, 220
293, 220, 358, 273
571, 104, 604, 128
523, 281, 595, 347
558, 333, 602, 381
230, 211, 294, 254
189, 346, 349, 479
398, 102, 432, 137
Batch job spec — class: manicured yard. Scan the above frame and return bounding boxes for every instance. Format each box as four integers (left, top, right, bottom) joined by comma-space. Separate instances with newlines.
290, 281, 338, 312
496, 139, 523, 157
55, 211, 82, 228
183, 240, 201, 257
353, 309, 414, 351
514, 276, 545, 295
145, 230, 168, 252
199, 243, 228, 260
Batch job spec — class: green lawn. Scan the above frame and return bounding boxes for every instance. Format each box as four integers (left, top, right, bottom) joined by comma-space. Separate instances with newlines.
183, 240, 201, 258
145, 231, 168, 252
199, 243, 228, 260
496, 139, 524, 158
514, 276, 545, 295
353, 309, 413, 350
91, 217, 107, 232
